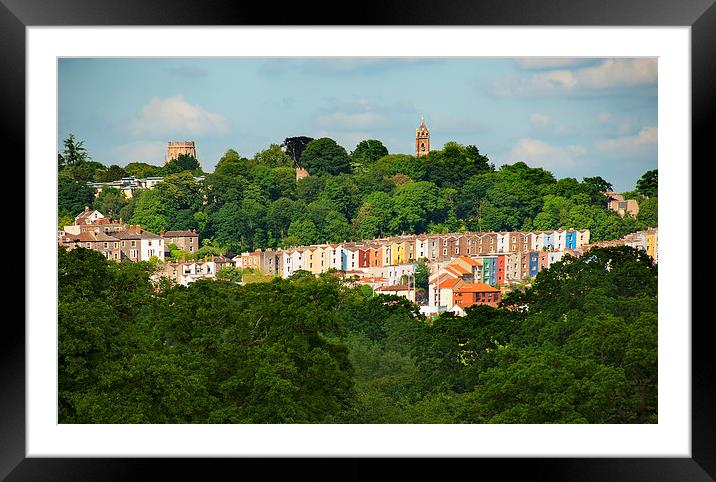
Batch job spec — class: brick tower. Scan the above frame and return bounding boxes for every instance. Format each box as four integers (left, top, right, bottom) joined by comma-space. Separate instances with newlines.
415, 117, 430, 157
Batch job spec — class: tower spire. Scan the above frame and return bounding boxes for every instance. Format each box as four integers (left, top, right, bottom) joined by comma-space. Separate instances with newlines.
415, 116, 430, 157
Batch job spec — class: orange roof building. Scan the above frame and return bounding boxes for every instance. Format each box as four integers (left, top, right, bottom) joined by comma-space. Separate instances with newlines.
453, 282, 501, 308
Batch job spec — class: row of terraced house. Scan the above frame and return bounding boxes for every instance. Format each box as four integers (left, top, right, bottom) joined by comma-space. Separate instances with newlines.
58, 207, 200, 262
59, 208, 656, 315
235, 228, 591, 281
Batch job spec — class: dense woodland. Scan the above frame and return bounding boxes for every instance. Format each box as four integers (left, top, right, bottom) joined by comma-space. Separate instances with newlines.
59, 244, 657, 423
58, 134, 658, 258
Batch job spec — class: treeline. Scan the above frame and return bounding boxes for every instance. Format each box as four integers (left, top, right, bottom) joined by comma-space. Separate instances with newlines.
58, 134, 658, 252
59, 244, 657, 423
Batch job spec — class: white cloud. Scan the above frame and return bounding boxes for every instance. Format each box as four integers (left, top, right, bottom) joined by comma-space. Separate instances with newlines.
128, 95, 229, 138
510, 138, 587, 169
493, 58, 657, 96
514, 58, 591, 69
108, 141, 166, 164
577, 59, 657, 88
318, 111, 389, 130
529, 113, 553, 127
316, 97, 413, 131
597, 112, 638, 135
596, 127, 658, 153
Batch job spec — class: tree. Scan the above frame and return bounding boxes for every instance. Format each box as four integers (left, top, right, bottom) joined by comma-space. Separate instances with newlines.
216, 266, 243, 283
320, 176, 359, 219
266, 198, 306, 241
296, 176, 325, 203
254, 144, 293, 168
583, 176, 613, 195
463, 145, 494, 173
164, 154, 202, 175
58, 177, 95, 218
287, 218, 320, 246
424, 142, 494, 189
94, 187, 128, 217
322, 211, 354, 244
58, 134, 90, 168
391, 181, 449, 234
636, 196, 658, 228
299, 138, 352, 176
281, 136, 313, 167
124, 162, 162, 178
96, 165, 129, 182
353, 192, 395, 239
351, 140, 389, 167
636, 169, 658, 198
130, 189, 168, 233
414, 260, 429, 290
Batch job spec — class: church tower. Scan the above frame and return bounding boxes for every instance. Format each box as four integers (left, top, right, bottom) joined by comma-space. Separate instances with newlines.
415, 116, 430, 157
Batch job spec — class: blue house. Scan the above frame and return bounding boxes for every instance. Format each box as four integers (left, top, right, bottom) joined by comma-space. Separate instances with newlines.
529, 252, 539, 278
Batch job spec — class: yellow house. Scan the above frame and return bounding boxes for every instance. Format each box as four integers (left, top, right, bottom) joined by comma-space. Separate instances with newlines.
644, 228, 658, 262
397, 240, 412, 265
307, 246, 325, 275
390, 241, 404, 266
318, 245, 331, 273
383, 243, 392, 266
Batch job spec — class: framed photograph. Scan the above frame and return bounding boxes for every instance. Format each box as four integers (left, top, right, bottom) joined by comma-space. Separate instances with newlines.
6, 0, 709, 479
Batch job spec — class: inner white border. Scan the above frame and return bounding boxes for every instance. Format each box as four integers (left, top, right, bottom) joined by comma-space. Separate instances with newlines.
27, 27, 691, 457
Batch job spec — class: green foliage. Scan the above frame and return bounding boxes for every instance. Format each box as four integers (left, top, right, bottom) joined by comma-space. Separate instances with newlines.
636, 169, 658, 198
96, 164, 129, 182
254, 144, 293, 168
351, 139, 389, 168
124, 162, 162, 178
59, 243, 656, 424
300, 138, 352, 176
94, 187, 128, 217
58, 177, 95, 218
424, 141, 494, 189
390, 181, 449, 234
58, 133, 90, 168
60, 247, 356, 423
164, 154, 203, 175
637, 197, 658, 228
61, 135, 654, 251
216, 266, 243, 283
281, 136, 313, 166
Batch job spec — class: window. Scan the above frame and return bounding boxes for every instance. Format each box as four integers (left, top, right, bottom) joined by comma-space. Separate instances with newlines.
121, 241, 125, 247
131, 241, 136, 247
104, 242, 108, 248
443, 249, 447, 255
148, 241, 152, 246
189, 247, 193, 252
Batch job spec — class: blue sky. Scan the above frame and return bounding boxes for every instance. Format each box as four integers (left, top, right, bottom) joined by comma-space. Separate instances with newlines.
58, 57, 657, 192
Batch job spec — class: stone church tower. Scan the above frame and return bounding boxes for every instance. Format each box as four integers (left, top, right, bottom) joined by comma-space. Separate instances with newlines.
166, 141, 197, 164
415, 117, 430, 157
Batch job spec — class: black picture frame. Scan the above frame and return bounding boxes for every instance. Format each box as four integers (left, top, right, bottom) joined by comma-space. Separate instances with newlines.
4, 0, 708, 479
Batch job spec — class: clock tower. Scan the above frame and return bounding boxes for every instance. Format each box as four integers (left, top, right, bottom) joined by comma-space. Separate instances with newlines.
415, 116, 430, 157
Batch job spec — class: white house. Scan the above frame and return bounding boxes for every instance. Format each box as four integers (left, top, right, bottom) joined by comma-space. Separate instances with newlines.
139, 231, 165, 261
